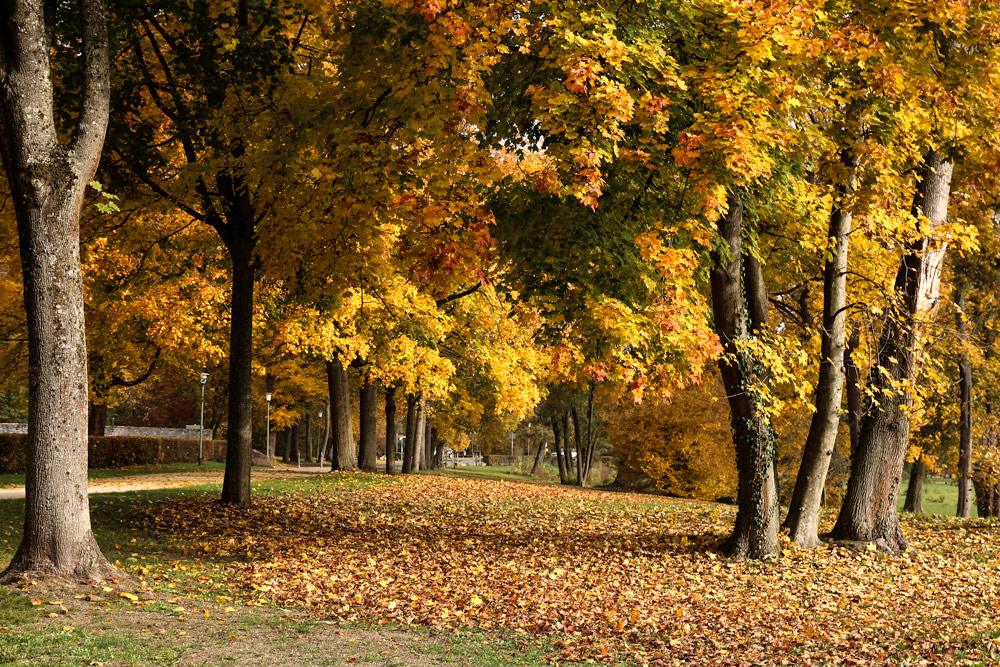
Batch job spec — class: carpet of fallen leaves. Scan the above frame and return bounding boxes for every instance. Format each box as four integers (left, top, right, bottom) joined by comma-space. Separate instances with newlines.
132, 474, 1000, 666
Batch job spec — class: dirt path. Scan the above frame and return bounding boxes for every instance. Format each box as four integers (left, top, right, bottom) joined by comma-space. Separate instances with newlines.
0, 466, 330, 501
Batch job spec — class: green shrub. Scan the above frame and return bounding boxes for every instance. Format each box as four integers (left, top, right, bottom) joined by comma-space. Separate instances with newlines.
0, 433, 227, 474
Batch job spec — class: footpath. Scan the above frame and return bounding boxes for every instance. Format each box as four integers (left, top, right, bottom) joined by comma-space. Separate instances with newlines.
0, 466, 329, 500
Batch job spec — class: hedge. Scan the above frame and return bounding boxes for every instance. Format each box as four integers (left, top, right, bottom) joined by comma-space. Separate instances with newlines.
0, 433, 228, 474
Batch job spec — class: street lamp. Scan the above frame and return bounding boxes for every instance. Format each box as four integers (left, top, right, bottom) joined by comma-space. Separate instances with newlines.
265, 392, 273, 462
198, 372, 209, 465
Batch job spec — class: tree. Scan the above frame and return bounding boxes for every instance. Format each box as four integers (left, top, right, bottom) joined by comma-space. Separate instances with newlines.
0, 0, 118, 580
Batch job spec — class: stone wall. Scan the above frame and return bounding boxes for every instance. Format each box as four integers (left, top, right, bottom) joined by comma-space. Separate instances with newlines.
0, 423, 213, 440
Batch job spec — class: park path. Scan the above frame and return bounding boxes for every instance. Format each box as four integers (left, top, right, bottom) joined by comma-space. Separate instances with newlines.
0, 465, 329, 500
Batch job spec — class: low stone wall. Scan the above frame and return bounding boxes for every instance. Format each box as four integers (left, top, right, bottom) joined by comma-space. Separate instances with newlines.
0, 423, 213, 440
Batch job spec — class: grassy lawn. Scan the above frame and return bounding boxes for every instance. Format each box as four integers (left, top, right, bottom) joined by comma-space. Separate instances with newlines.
898, 476, 976, 518
2, 472, 999, 666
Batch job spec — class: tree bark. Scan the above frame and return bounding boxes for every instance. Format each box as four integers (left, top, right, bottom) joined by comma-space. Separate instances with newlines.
326, 356, 356, 471
422, 412, 433, 470
0, 0, 119, 581
785, 167, 854, 547
956, 288, 973, 518
88, 401, 108, 437
572, 407, 584, 486
403, 393, 418, 473
531, 438, 547, 476
709, 197, 779, 559
433, 428, 443, 468
281, 428, 291, 462
317, 402, 331, 467
832, 151, 953, 552
902, 460, 926, 514
385, 386, 397, 474
289, 422, 299, 463
974, 476, 1000, 518
414, 397, 426, 471
358, 374, 378, 472
844, 327, 862, 459
303, 411, 312, 463
220, 237, 255, 506
551, 415, 567, 483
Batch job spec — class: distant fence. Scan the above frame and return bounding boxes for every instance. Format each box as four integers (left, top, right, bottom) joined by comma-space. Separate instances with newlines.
0, 434, 227, 474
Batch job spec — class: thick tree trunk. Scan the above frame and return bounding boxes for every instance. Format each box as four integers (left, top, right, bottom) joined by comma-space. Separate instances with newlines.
358, 375, 378, 472
402, 393, 418, 473
832, 151, 953, 552
709, 197, 779, 559
220, 238, 255, 506
785, 172, 854, 547
0, 0, 119, 581
572, 407, 584, 486
956, 289, 973, 518
903, 460, 925, 514
385, 386, 397, 474
289, 423, 299, 463
326, 356, 356, 471
282, 428, 291, 462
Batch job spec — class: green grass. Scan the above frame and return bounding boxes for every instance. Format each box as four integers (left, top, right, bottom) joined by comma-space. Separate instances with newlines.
0, 461, 233, 488
897, 476, 976, 518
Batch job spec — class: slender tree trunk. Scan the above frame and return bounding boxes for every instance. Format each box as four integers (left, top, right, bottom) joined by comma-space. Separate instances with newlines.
385, 386, 397, 474
844, 327, 862, 458
562, 410, 573, 484
956, 288, 973, 518
531, 438, 547, 476
433, 428, 443, 468
0, 0, 119, 581
709, 196, 779, 559
414, 397, 426, 471
572, 407, 584, 486
422, 412, 432, 470
282, 427, 291, 462
326, 356, 356, 471
551, 415, 567, 483
220, 237, 254, 506
583, 383, 597, 484
358, 375, 378, 472
903, 460, 926, 514
304, 411, 313, 463
317, 402, 331, 467
785, 168, 854, 547
832, 151, 953, 551
403, 393, 418, 473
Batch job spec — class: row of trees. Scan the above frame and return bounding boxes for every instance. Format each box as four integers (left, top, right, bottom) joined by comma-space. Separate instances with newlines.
3, 0, 1000, 582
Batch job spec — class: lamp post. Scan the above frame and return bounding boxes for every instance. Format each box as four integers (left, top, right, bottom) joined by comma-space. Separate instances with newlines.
265, 392, 272, 462
198, 372, 209, 465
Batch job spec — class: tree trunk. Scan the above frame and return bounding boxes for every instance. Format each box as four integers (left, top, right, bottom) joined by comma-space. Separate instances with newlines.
88, 401, 108, 437
403, 393, 418, 473
385, 386, 397, 474
0, 0, 119, 581
433, 428, 443, 468
289, 422, 299, 463
903, 460, 926, 514
326, 356, 356, 471
832, 151, 953, 552
282, 428, 291, 463
956, 289, 973, 519
784, 169, 854, 547
317, 402, 331, 467
974, 476, 1000, 518
219, 237, 255, 507
551, 415, 567, 483
304, 411, 313, 463
709, 196, 779, 559
358, 375, 378, 472
562, 410, 573, 484
422, 411, 432, 470
531, 438, 546, 476
414, 397, 426, 471
572, 407, 584, 486
844, 327, 862, 458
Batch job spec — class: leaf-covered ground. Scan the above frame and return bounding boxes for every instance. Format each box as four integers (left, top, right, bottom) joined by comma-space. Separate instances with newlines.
124, 474, 1000, 666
